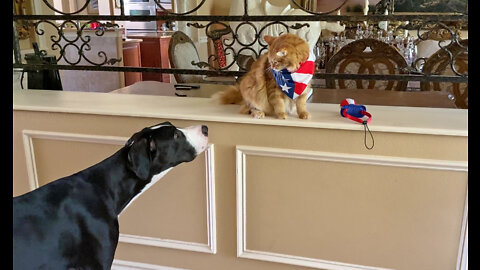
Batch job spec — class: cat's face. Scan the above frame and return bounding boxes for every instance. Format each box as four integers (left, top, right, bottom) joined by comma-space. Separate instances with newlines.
264, 34, 310, 72
268, 47, 298, 72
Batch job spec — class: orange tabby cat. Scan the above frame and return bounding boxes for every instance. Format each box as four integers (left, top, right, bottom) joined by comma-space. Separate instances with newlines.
212, 33, 312, 119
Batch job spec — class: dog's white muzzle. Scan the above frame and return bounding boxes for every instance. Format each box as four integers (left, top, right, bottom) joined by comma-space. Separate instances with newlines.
179, 125, 209, 155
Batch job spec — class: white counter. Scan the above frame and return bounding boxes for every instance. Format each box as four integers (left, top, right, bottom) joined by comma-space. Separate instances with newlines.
13, 89, 468, 137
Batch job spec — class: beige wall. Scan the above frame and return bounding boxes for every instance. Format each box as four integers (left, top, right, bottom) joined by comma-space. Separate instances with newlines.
13, 93, 467, 270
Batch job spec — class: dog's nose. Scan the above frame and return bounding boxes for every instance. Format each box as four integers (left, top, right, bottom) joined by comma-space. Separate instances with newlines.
201, 125, 208, 137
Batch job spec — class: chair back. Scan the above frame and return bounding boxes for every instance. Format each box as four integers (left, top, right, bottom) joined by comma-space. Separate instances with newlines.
325, 38, 408, 91
168, 31, 204, 83
420, 39, 468, 109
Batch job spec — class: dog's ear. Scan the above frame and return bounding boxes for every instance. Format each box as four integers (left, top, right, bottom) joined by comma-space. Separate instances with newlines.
127, 137, 151, 181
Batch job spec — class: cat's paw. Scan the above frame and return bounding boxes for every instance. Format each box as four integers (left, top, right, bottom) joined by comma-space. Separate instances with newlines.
251, 111, 265, 119
298, 111, 310, 120
276, 112, 288, 119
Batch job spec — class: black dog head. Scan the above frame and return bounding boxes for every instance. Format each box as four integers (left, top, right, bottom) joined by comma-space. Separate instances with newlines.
125, 122, 208, 181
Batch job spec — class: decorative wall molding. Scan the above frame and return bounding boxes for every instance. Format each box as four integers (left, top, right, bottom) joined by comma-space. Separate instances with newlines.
118, 234, 214, 254
22, 129, 128, 190
456, 186, 468, 270
119, 144, 217, 254
22, 130, 216, 254
237, 145, 468, 172
112, 259, 188, 270
236, 145, 468, 270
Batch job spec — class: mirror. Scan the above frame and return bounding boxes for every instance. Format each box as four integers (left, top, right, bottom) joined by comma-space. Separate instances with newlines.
394, 0, 467, 14
291, 0, 347, 14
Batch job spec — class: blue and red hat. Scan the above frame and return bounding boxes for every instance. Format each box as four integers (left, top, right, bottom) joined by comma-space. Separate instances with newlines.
340, 98, 372, 124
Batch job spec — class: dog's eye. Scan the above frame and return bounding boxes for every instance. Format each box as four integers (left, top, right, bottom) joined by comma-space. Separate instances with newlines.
173, 130, 180, 140
149, 138, 156, 155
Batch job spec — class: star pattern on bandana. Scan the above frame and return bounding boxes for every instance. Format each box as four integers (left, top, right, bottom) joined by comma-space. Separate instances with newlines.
271, 52, 315, 99
280, 83, 291, 92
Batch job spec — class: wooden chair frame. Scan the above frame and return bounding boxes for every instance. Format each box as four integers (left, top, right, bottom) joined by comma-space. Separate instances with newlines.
420, 39, 468, 108
325, 38, 408, 91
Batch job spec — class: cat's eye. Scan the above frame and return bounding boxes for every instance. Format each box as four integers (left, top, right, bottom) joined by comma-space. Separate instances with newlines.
276, 51, 287, 57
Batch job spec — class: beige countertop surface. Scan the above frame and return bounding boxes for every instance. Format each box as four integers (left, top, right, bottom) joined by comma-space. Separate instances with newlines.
14, 89, 467, 137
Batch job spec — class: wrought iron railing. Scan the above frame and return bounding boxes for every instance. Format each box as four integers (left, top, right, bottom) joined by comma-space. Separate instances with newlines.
13, 0, 468, 84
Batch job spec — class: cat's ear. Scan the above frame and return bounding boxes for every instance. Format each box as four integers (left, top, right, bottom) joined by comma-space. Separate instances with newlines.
264, 35, 277, 45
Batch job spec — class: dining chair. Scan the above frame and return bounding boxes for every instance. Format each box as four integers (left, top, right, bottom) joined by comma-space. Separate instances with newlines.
325, 38, 408, 91
168, 31, 204, 83
420, 39, 468, 109
415, 28, 460, 63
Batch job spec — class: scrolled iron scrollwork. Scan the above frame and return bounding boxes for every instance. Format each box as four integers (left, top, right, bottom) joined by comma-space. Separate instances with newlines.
234, 21, 260, 47
188, 19, 310, 71
290, 23, 310, 30
12, 0, 468, 88
395, 20, 467, 77
33, 20, 121, 66
186, 22, 206, 29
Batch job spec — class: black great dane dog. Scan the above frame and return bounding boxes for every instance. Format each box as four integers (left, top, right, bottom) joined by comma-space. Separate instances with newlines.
13, 122, 208, 270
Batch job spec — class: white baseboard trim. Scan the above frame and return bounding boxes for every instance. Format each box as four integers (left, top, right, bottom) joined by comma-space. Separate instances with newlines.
112, 259, 188, 270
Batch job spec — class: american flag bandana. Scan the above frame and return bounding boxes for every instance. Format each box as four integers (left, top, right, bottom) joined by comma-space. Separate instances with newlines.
271, 52, 316, 99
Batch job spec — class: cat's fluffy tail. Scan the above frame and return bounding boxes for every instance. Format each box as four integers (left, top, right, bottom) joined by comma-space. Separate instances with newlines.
211, 85, 243, 105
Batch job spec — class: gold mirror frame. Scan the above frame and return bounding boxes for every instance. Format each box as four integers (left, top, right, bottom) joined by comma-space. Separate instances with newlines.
14, 0, 34, 40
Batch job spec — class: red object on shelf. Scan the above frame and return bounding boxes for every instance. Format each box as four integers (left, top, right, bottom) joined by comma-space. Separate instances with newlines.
213, 39, 226, 68
90, 22, 100, 29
